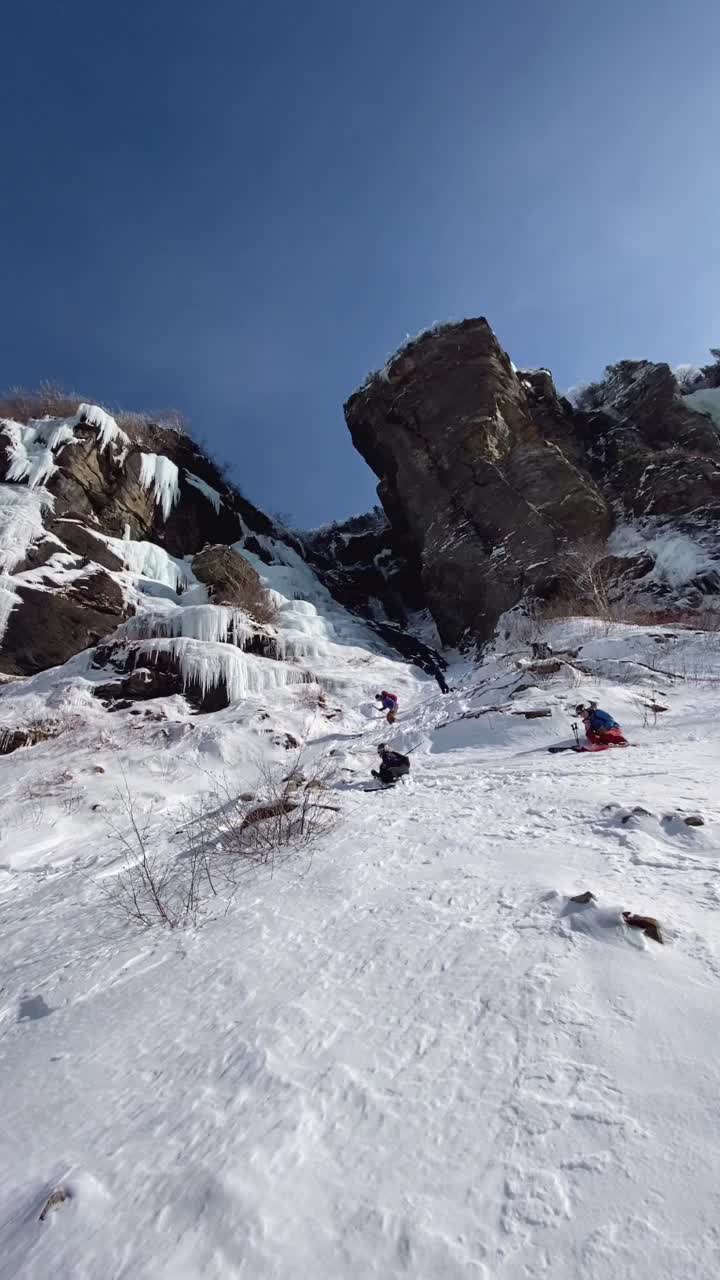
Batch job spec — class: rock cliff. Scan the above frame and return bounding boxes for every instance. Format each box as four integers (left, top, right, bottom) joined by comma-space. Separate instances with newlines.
345, 319, 720, 643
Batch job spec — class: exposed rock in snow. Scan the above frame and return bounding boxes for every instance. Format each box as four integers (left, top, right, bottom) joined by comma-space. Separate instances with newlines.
192, 544, 267, 615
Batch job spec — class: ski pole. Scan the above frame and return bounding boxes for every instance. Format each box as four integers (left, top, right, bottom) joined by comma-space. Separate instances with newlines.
571, 721, 580, 747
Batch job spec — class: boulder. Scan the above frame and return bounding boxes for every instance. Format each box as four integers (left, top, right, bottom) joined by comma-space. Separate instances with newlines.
192, 544, 275, 623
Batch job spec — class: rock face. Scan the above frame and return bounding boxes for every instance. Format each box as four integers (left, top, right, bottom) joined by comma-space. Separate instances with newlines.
0, 409, 275, 556
345, 319, 610, 644
2, 324, 720, 683
192, 544, 271, 618
304, 509, 424, 627
0, 405, 282, 677
345, 320, 720, 644
1, 568, 130, 676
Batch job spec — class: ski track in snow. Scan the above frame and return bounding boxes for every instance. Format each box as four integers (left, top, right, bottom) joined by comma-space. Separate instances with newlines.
1, 618, 720, 1275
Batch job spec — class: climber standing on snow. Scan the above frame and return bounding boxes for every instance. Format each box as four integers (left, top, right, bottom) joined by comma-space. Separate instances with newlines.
376, 690, 399, 724
576, 701, 628, 747
372, 744, 410, 786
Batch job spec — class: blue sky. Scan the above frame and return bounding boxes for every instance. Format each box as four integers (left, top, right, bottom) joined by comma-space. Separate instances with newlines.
2, 0, 719, 526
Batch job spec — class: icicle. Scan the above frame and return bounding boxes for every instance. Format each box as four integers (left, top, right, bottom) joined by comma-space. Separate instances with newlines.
77, 404, 130, 453
0, 580, 19, 643
1, 418, 78, 488
185, 471, 222, 513
138, 453, 181, 520
0, 484, 55, 574
137, 637, 311, 704
120, 605, 256, 647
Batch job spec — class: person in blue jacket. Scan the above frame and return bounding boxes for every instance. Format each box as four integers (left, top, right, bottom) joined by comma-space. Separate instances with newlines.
576, 701, 627, 747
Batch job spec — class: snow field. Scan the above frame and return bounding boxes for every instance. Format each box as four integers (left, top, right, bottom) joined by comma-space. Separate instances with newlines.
1, 562, 720, 1277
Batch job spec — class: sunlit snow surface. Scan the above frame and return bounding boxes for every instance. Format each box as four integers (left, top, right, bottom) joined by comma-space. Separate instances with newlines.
1, 412, 720, 1276
1, 528, 720, 1279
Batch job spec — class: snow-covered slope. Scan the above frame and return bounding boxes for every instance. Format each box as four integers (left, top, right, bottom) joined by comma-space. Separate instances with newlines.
2, 602, 720, 1278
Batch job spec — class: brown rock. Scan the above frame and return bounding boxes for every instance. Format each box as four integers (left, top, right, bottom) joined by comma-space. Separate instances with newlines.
39, 1187, 72, 1221
345, 319, 610, 645
192, 544, 276, 623
622, 912, 664, 944
0, 569, 130, 676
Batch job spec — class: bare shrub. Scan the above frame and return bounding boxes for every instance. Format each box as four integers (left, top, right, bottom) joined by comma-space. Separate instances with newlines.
0, 383, 189, 441
245, 584, 279, 627
701, 348, 720, 389
0, 381, 83, 423
555, 538, 613, 618
103, 754, 339, 928
192, 544, 279, 626
181, 753, 338, 883
101, 774, 207, 928
113, 407, 188, 436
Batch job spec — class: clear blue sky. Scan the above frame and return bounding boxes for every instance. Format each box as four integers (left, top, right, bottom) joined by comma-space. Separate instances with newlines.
2, 0, 719, 526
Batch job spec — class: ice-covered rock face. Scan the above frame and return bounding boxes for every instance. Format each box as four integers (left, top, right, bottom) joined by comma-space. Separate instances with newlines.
2, 320, 720, 687
0, 402, 438, 713
0, 405, 285, 677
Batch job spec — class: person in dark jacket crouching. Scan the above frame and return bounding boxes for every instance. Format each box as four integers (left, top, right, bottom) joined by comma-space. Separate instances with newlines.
371, 743, 410, 786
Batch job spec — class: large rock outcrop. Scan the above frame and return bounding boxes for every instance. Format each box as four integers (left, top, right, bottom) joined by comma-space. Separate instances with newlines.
0, 407, 276, 556
345, 319, 610, 644
345, 320, 720, 644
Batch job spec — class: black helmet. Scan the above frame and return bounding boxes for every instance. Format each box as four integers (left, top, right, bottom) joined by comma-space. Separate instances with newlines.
375, 693, 382, 700
575, 703, 586, 715
377, 743, 386, 755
